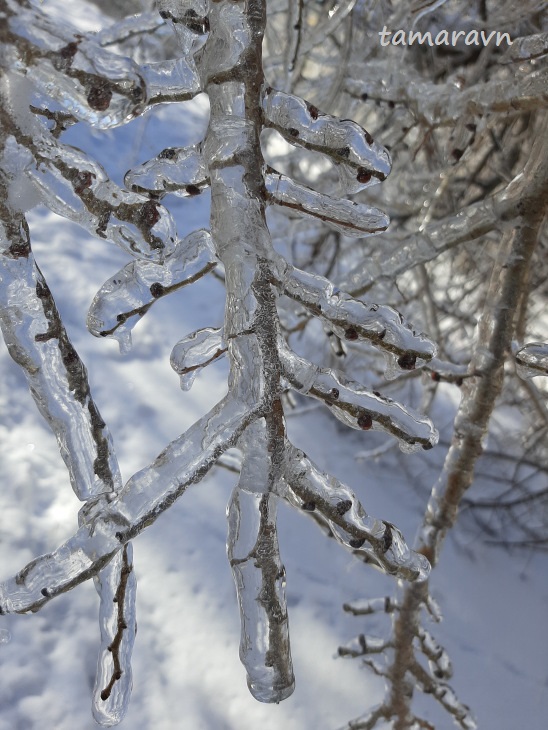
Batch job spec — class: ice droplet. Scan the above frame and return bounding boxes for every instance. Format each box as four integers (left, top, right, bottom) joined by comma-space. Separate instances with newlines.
178, 371, 196, 391
116, 331, 133, 355
170, 327, 226, 390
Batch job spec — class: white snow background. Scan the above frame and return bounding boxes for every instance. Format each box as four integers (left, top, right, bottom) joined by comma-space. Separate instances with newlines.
1, 3, 547, 729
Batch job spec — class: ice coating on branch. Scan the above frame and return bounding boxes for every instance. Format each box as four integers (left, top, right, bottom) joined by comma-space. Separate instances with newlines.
87, 230, 215, 345
141, 58, 201, 105
124, 144, 208, 198
0, 235, 121, 500
279, 343, 438, 451
95, 12, 164, 48
262, 87, 391, 191
25, 139, 177, 261
282, 446, 430, 582
501, 31, 548, 63
278, 265, 437, 372
265, 170, 390, 237
4, 0, 147, 128
0, 395, 256, 615
227, 424, 294, 703
514, 342, 548, 378
170, 327, 226, 390
200, 0, 254, 81
92, 546, 137, 727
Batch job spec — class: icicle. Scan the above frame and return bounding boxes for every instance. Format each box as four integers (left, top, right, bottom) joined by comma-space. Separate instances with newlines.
282, 445, 431, 582
87, 230, 215, 340
92, 545, 137, 727
227, 423, 294, 703
262, 87, 391, 190
278, 264, 437, 372
279, 343, 438, 451
265, 170, 390, 237
124, 144, 208, 198
513, 342, 548, 379
170, 327, 226, 391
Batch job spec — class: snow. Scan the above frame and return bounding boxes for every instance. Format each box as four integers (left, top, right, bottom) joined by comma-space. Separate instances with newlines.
1, 3, 547, 729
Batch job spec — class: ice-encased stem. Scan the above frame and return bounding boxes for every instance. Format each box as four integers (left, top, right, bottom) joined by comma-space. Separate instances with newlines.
279, 341, 438, 451
92, 545, 137, 727
87, 229, 216, 343
199, 0, 294, 701
227, 423, 294, 702
0, 191, 120, 500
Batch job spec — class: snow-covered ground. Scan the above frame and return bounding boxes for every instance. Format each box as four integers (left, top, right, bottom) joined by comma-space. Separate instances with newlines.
1, 4, 547, 729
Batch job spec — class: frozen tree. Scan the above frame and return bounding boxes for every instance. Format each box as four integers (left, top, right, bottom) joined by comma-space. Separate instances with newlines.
0, 0, 440, 725
1, 0, 547, 728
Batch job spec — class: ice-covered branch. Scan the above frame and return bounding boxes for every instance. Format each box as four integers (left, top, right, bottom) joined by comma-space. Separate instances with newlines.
0, 394, 256, 614
346, 58, 548, 127
279, 342, 438, 451
419, 126, 548, 564
87, 229, 216, 349
170, 326, 225, 391
265, 169, 389, 236
3, 0, 200, 128
124, 143, 208, 198
26, 134, 178, 261
344, 120, 548, 730
277, 264, 437, 374
342, 182, 521, 295
92, 545, 137, 726
0, 187, 120, 499
262, 86, 391, 190
514, 342, 548, 379
1, 0, 447, 722
281, 444, 430, 582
